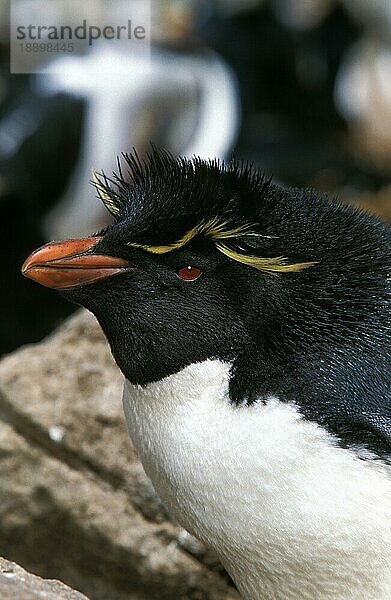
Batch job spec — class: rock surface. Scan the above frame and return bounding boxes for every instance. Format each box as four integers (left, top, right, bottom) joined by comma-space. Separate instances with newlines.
0, 557, 88, 600
0, 310, 238, 600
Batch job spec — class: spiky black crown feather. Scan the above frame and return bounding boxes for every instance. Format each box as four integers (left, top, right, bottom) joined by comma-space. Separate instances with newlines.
93, 147, 271, 224
92, 148, 321, 273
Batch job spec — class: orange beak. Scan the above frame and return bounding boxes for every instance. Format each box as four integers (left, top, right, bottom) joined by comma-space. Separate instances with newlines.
21, 237, 129, 290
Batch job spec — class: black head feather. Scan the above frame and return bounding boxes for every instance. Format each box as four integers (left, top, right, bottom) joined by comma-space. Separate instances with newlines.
69, 148, 390, 460
93, 148, 272, 245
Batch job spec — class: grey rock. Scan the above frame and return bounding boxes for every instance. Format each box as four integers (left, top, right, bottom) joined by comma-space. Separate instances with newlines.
0, 557, 88, 599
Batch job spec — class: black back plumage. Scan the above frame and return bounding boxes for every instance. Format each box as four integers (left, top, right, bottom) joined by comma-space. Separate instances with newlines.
90, 148, 391, 460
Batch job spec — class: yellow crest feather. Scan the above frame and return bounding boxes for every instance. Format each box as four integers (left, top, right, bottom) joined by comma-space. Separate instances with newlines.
216, 244, 317, 273
127, 218, 252, 253
127, 218, 317, 273
92, 170, 120, 217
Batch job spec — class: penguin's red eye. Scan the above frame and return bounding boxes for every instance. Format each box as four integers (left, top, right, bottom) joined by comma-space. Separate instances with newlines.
178, 266, 202, 281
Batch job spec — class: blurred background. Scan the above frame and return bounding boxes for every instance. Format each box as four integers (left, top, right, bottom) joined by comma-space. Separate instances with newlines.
1, 0, 391, 356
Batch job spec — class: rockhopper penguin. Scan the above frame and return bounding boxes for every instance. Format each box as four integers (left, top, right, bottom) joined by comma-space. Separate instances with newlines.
22, 149, 391, 600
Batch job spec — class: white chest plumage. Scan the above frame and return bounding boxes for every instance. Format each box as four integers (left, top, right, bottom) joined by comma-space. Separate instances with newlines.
123, 360, 391, 600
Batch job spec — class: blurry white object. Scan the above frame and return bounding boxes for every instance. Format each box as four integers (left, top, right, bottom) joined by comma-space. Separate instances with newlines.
37, 45, 240, 239
335, 39, 391, 168
335, 0, 391, 120
334, 0, 391, 170
336, 41, 391, 122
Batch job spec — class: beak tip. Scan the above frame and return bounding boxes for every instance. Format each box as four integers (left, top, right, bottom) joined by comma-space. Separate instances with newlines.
21, 253, 35, 277
21, 260, 30, 276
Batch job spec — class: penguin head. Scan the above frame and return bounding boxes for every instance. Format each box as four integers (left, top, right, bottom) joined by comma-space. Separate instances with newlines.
22, 149, 390, 457
23, 149, 315, 385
